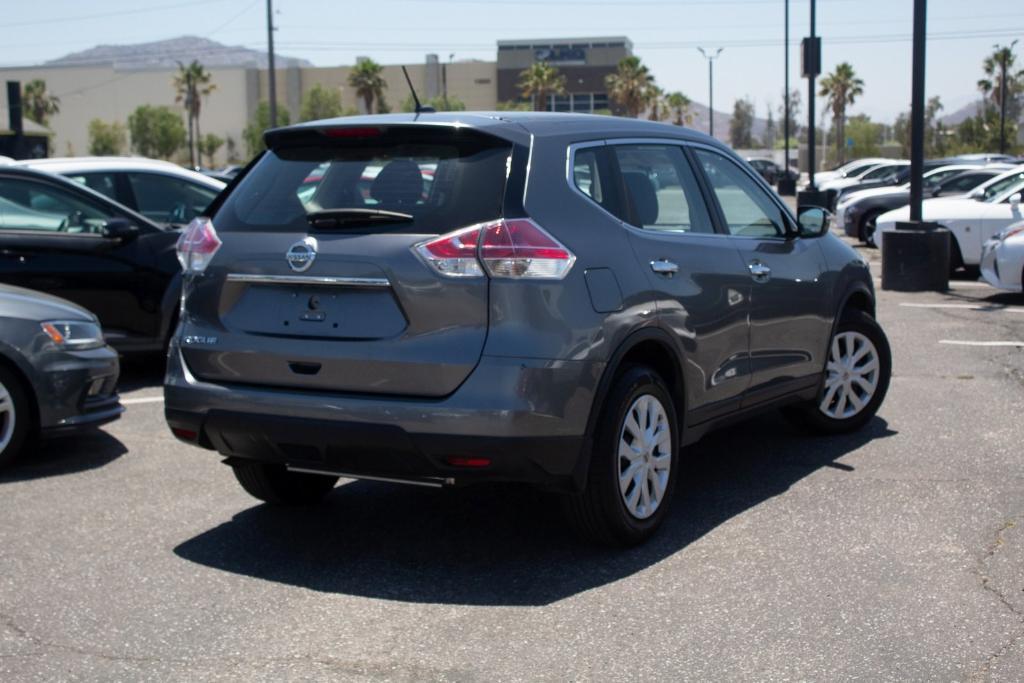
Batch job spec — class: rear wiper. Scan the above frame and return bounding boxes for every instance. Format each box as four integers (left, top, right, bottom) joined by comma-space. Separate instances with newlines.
306, 208, 414, 229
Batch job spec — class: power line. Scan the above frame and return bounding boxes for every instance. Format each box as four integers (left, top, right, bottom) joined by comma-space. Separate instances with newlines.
0, 0, 237, 29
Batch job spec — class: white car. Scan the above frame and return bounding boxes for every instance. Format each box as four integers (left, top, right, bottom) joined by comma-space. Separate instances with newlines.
980, 220, 1024, 292
16, 156, 224, 227
800, 157, 892, 190
875, 166, 1024, 269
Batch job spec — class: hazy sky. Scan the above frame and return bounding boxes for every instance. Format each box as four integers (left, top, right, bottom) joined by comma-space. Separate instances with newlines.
2, 0, 1021, 123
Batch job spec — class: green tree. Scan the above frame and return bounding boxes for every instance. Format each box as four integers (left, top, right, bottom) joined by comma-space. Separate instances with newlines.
347, 59, 387, 114
198, 133, 225, 167
605, 56, 655, 118
127, 105, 186, 159
778, 88, 802, 142
243, 101, 291, 157
22, 79, 60, 126
892, 96, 946, 157
173, 60, 216, 168
978, 42, 1023, 119
954, 108, 1020, 154
818, 62, 865, 164
225, 135, 241, 164
845, 115, 883, 157
87, 119, 127, 156
495, 99, 532, 112
762, 105, 777, 148
300, 83, 345, 121
517, 62, 567, 112
665, 91, 694, 126
729, 97, 755, 148
646, 85, 669, 121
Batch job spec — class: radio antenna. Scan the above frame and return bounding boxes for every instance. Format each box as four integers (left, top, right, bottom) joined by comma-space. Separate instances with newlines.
402, 66, 435, 115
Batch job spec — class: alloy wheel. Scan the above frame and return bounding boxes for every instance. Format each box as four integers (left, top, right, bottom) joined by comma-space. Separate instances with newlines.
820, 331, 880, 420
0, 380, 16, 454
618, 394, 672, 520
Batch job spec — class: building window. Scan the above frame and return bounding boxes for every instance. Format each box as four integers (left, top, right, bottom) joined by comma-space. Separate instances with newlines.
572, 93, 592, 112
553, 95, 571, 112
593, 93, 609, 111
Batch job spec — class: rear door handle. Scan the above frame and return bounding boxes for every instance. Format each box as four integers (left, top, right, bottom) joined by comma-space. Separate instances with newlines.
650, 259, 679, 277
748, 261, 771, 283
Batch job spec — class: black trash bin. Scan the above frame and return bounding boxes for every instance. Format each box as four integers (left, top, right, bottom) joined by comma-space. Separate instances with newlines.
881, 222, 950, 292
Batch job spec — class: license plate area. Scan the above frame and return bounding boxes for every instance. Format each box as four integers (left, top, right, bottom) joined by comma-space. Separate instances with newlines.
223, 284, 407, 340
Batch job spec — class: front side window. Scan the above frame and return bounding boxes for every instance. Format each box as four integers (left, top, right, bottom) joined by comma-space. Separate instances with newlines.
0, 177, 114, 233
127, 173, 218, 224
983, 172, 1024, 201
612, 144, 714, 234
695, 149, 789, 238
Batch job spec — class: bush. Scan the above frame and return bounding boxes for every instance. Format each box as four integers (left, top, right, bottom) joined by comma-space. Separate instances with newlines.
127, 105, 186, 159
87, 119, 127, 156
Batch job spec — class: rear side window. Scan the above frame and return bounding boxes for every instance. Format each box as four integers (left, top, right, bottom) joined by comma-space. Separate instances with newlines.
68, 172, 118, 200
213, 128, 512, 234
611, 144, 714, 234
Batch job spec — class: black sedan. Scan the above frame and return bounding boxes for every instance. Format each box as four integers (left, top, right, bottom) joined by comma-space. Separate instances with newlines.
0, 166, 182, 352
0, 284, 122, 467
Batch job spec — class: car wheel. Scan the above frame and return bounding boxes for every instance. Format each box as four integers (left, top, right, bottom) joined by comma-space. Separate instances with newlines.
231, 461, 339, 505
860, 209, 883, 245
0, 366, 31, 469
787, 310, 891, 435
949, 237, 965, 277
565, 365, 679, 546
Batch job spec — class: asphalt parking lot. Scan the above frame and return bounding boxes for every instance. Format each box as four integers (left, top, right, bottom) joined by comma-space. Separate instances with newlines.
2, 232, 1023, 681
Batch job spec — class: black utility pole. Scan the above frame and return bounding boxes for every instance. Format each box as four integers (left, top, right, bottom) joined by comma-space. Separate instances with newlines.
909, 0, 927, 221
784, 0, 790, 182
806, 0, 818, 189
698, 47, 723, 139
267, 0, 277, 127
999, 40, 1018, 155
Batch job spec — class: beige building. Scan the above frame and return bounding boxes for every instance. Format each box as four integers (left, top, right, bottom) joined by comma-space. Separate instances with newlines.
1, 37, 629, 165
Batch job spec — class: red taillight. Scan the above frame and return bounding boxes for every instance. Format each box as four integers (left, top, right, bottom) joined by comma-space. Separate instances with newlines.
176, 217, 222, 273
445, 456, 491, 468
413, 219, 575, 280
480, 218, 575, 278
171, 427, 197, 442
414, 224, 485, 277
321, 127, 382, 138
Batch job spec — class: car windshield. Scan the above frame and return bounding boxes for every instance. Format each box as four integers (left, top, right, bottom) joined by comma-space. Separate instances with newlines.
981, 171, 1024, 202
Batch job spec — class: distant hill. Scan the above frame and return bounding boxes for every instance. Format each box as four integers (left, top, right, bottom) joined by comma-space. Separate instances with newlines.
683, 101, 770, 144
940, 100, 986, 126
46, 36, 312, 70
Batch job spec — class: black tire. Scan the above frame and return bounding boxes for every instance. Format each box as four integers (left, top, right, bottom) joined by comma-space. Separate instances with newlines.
786, 310, 891, 435
231, 461, 338, 505
949, 235, 965, 276
565, 365, 680, 546
859, 209, 883, 245
0, 366, 32, 469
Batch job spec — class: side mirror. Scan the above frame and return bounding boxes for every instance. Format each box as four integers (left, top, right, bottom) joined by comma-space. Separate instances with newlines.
969, 188, 985, 200
1009, 193, 1022, 207
796, 206, 832, 238
102, 218, 139, 241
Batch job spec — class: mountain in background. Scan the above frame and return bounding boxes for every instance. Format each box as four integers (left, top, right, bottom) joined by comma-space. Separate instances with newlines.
939, 99, 987, 126
46, 36, 312, 70
683, 101, 769, 145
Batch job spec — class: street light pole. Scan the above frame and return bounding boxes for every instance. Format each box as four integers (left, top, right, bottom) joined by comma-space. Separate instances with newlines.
267, 0, 277, 127
784, 0, 790, 182
909, 0, 927, 222
807, 0, 817, 189
698, 47, 723, 139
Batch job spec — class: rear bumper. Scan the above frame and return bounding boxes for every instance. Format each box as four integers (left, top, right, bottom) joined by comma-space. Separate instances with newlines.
164, 347, 601, 491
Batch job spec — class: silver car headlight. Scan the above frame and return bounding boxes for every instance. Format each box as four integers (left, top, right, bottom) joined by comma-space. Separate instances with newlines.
40, 320, 105, 351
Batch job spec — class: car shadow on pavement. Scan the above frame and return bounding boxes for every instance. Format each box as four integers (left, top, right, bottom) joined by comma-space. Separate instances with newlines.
0, 431, 128, 483
174, 413, 896, 606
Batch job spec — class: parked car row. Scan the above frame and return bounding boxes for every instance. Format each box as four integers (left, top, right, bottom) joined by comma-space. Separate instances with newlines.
0, 156, 227, 465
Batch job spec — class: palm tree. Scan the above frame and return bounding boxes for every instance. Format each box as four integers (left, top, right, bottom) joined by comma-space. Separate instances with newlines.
646, 85, 668, 121
174, 61, 216, 168
977, 43, 1022, 110
22, 80, 60, 127
348, 59, 387, 114
818, 62, 864, 165
606, 56, 655, 118
665, 91, 695, 126
517, 62, 566, 112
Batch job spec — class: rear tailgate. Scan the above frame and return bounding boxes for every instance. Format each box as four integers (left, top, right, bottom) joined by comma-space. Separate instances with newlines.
179, 124, 514, 398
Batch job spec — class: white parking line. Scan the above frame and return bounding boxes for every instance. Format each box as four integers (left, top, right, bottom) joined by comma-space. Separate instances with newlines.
900, 303, 1024, 313
121, 396, 165, 405
939, 340, 1024, 347
874, 278, 992, 289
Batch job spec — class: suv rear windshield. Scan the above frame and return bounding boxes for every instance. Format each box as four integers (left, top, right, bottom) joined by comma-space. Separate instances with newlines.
213, 127, 512, 234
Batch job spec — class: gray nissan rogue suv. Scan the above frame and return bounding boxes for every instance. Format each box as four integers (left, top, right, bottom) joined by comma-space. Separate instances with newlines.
165, 112, 890, 545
